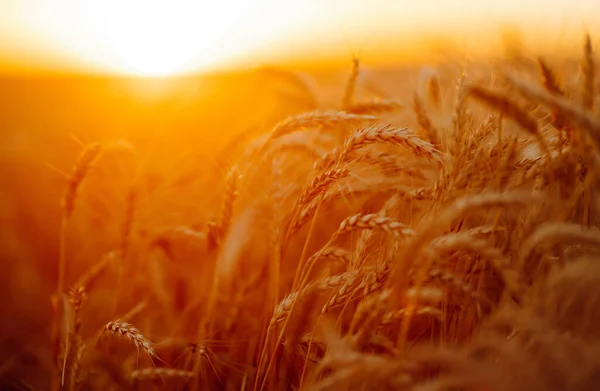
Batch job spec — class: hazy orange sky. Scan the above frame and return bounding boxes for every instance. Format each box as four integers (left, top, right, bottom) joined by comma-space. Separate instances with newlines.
1, 0, 599, 75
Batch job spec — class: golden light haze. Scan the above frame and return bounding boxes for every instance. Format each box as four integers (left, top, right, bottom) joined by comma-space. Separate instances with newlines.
1, 0, 599, 75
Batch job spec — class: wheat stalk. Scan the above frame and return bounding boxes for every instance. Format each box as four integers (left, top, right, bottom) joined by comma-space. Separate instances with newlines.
131, 367, 194, 381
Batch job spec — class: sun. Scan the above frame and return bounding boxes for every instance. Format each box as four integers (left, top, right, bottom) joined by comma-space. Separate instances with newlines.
81, 0, 251, 76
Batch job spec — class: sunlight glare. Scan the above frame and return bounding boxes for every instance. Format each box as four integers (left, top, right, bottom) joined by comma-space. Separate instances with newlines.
82, 0, 251, 76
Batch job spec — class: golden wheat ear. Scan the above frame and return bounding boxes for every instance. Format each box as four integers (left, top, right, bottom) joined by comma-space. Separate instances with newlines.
468, 85, 548, 154
413, 91, 440, 148
582, 34, 595, 111
102, 320, 157, 359
341, 56, 360, 109
61, 143, 102, 218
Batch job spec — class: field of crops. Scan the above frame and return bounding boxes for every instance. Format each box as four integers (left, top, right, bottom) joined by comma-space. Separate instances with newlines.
1, 36, 600, 390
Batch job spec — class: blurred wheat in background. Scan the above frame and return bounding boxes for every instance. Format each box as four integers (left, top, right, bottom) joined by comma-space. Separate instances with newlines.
1, 0, 600, 390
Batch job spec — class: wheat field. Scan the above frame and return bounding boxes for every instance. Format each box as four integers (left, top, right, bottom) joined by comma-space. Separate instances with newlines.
2, 35, 600, 391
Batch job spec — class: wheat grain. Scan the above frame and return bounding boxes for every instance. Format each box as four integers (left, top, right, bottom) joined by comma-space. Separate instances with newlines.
337, 213, 415, 237
272, 272, 354, 324
322, 266, 387, 314
340, 123, 442, 163
62, 143, 102, 218
299, 168, 349, 206
320, 247, 353, 264
103, 320, 156, 358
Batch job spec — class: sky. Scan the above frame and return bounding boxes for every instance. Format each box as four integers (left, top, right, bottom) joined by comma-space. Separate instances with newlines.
1, 0, 599, 75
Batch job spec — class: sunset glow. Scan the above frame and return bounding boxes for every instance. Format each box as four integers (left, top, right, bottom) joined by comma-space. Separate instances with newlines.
1, 0, 599, 75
